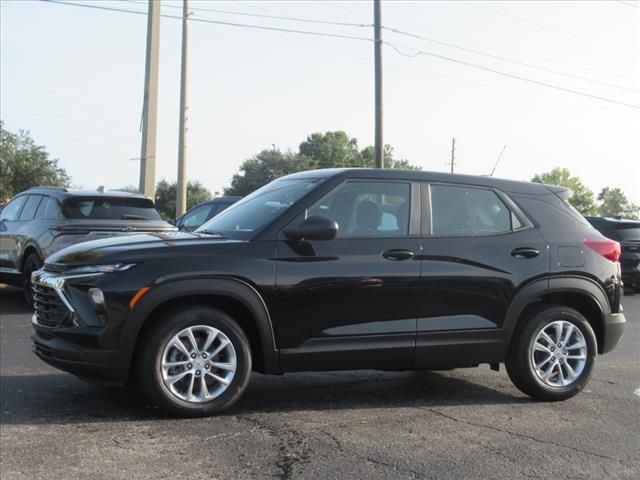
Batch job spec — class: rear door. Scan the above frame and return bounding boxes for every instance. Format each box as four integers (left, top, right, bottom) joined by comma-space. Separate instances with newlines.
415, 183, 549, 368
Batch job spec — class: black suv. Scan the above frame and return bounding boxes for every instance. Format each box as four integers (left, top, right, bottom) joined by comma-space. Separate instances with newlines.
174, 196, 241, 232
585, 216, 640, 293
31, 169, 626, 417
0, 187, 174, 302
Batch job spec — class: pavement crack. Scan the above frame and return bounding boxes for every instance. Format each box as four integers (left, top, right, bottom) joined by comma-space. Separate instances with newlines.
425, 408, 627, 465
238, 415, 311, 480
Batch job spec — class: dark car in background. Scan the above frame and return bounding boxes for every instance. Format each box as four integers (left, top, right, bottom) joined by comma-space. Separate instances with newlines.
0, 186, 175, 302
174, 196, 241, 232
586, 216, 640, 292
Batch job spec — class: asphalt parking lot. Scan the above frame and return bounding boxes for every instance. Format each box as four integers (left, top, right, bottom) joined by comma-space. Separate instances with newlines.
1, 286, 638, 480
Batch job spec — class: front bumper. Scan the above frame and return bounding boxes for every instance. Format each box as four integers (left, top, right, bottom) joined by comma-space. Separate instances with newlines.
601, 310, 626, 354
32, 323, 128, 382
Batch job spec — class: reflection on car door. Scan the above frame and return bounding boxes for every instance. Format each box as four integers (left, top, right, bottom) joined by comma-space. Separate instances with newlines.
275, 179, 422, 371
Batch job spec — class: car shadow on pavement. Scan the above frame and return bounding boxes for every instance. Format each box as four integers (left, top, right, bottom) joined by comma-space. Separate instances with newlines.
0, 285, 30, 315
0, 369, 530, 426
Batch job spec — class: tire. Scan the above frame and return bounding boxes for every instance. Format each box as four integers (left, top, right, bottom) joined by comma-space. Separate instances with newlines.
137, 306, 252, 417
22, 252, 43, 307
506, 305, 597, 401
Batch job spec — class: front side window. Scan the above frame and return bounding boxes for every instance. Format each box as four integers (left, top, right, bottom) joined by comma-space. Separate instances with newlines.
197, 179, 320, 240
0, 196, 27, 222
431, 185, 512, 236
181, 204, 212, 231
307, 181, 411, 237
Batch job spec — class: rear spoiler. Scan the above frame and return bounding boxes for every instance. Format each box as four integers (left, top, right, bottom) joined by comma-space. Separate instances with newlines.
544, 184, 572, 200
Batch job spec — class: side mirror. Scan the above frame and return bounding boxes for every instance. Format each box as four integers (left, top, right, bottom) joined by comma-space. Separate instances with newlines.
284, 215, 338, 241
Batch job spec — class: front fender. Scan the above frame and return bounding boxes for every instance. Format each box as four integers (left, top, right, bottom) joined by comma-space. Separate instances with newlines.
121, 276, 279, 375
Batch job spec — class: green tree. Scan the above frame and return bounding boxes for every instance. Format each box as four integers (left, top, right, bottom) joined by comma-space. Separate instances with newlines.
532, 167, 597, 215
154, 180, 212, 220
226, 131, 420, 196
224, 149, 314, 196
0, 121, 71, 200
597, 187, 639, 219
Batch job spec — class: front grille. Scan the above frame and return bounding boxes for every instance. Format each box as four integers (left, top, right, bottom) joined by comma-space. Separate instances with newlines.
33, 284, 72, 328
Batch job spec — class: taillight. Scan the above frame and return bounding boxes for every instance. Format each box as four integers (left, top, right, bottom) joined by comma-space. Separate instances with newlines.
583, 239, 621, 262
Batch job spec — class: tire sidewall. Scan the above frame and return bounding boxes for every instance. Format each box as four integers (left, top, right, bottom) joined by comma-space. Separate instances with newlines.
140, 306, 252, 417
520, 307, 597, 400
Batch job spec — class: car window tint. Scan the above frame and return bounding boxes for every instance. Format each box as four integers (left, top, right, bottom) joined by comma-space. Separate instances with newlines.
431, 185, 512, 236
183, 205, 212, 229
308, 181, 411, 237
34, 196, 48, 218
63, 197, 162, 220
0, 196, 27, 221
18, 195, 43, 221
44, 197, 64, 219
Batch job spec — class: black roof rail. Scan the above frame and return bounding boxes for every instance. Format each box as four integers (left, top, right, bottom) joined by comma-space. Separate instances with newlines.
27, 186, 68, 192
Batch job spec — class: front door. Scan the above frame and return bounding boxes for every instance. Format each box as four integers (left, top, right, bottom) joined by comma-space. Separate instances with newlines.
275, 179, 422, 372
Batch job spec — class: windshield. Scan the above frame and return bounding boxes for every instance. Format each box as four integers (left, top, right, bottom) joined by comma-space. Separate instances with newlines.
63, 197, 162, 220
196, 178, 320, 239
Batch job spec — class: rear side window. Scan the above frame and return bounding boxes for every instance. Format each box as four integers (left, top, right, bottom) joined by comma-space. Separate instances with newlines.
62, 197, 162, 220
0, 196, 27, 221
431, 185, 512, 236
43, 197, 64, 219
613, 223, 640, 241
18, 195, 43, 221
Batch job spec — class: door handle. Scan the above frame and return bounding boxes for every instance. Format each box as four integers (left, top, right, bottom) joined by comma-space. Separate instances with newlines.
382, 249, 414, 261
511, 247, 540, 259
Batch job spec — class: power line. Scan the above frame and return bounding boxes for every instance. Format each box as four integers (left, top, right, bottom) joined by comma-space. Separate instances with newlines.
386, 42, 640, 110
42, 1, 373, 42
469, 3, 640, 56
383, 26, 639, 94
41, 0, 640, 110
614, 0, 640, 9
123, 0, 373, 28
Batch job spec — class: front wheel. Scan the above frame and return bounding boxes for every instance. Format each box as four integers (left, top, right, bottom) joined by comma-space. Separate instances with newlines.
506, 305, 597, 401
138, 306, 252, 417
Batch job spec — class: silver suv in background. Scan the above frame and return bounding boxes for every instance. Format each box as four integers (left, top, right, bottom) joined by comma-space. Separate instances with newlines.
0, 186, 175, 303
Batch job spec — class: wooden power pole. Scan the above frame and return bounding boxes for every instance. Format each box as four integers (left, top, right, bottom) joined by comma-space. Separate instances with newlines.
176, 0, 189, 217
139, 0, 160, 199
374, 0, 383, 168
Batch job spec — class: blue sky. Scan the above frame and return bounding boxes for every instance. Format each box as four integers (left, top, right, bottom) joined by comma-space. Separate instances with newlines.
1, 0, 639, 202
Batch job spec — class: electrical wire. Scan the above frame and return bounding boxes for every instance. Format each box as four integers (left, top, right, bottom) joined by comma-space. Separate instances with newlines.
383, 26, 639, 94
385, 42, 640, 110
40, 0, 640, 110
122, 0, 373, 28
468, 3, 640, 56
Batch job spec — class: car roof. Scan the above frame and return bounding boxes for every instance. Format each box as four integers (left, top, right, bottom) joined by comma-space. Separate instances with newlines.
24, 186, 151, 201
280, 168, 565, 196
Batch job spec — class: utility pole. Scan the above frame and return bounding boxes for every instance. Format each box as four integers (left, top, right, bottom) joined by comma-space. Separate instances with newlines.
448, 137, 456, 173
374, 0, 383, 168
139, 0, 161, 199
176, 0, 189, 217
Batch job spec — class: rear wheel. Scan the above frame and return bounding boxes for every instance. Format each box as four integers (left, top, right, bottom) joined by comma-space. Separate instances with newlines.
138, 306, 252, 417
22, 252, 42, 306
506, 305, 597, 401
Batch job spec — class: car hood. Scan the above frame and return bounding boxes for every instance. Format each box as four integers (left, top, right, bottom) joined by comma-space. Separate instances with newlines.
45, 231, 244, 267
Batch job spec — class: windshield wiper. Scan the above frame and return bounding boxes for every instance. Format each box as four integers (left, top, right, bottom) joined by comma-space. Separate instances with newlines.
197, 230, 226, 238
122, 214, 148, 220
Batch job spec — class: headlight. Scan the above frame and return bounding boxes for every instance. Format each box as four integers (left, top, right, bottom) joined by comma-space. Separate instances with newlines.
65, 263, 136, 275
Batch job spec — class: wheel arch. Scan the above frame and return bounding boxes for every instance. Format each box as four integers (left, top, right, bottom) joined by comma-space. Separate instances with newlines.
122, 277, 280, 380
20, 243, 43, 272
504, 276, 609, 354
